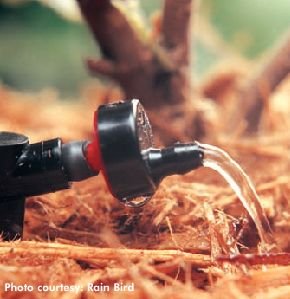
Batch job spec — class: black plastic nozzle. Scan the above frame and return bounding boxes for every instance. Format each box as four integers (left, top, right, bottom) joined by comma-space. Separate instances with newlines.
143, 143, 204, 184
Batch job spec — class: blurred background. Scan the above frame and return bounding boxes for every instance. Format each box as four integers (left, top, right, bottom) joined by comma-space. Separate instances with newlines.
0, 0, 290, 98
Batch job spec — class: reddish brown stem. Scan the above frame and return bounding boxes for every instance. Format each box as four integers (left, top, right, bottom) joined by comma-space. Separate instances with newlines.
0, 241, 212, 268
160, 0, 193, 105
76, 0, 147, 66
238, 31, 290, 132
218, 253, 290, 266
162, 0, 192, 64
76, 0, 193, 108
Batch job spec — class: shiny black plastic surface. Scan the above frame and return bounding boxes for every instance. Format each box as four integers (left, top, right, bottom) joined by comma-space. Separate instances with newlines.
97, 100, 156, 201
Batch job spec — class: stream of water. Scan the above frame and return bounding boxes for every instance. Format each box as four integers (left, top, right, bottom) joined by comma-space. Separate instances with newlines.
199, 143, 275, 252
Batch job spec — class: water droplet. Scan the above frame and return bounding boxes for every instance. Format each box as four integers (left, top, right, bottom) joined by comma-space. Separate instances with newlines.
121, 196, 152, 208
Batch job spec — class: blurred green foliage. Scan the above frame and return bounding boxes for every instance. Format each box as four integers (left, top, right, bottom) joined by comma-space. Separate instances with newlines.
0, 0, 289, 96
0, 1, 96, 96
203, 0, 290, 57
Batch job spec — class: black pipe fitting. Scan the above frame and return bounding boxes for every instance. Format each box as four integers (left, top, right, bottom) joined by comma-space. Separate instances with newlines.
0, 132, 96, 240
0, 99, 204, 240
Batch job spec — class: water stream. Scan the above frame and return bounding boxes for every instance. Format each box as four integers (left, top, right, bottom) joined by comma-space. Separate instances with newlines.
199, 143, 275, 252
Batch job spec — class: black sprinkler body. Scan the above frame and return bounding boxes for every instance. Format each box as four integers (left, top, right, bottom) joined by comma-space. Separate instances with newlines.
0, 99, 204, 240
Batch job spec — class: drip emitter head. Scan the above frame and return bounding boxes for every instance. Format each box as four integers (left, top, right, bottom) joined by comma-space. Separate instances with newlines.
86, 99, 204, 205
0, 99, 203, 240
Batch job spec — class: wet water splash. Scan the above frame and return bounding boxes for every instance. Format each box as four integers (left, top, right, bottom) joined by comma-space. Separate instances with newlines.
199, 143, 276, 252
